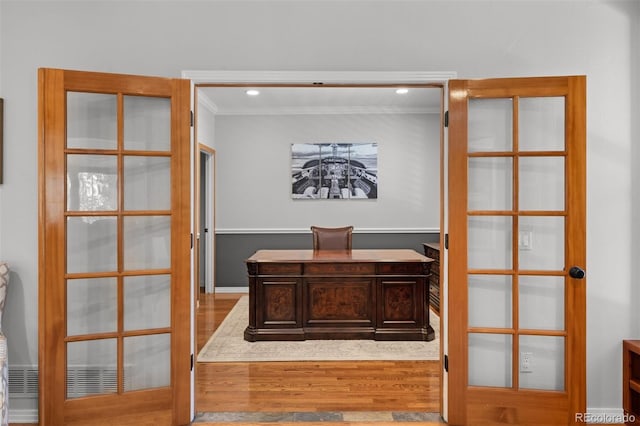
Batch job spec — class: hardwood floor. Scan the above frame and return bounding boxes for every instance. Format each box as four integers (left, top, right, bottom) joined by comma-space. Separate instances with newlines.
11, 292, 441, 426
12, 294, 619, 425
196, 292, 441, 413
197, 360, 440, 412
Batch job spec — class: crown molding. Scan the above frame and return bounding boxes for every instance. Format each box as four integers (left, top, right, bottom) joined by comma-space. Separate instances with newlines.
196, 91, 219, 115
184, 70, 455, 115
182, 70, 457, 85
214, 106, 440, 116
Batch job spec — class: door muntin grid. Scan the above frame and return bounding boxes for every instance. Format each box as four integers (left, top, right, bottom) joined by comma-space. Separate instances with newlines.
64, 91, 172, 398
467, 96, 566, 392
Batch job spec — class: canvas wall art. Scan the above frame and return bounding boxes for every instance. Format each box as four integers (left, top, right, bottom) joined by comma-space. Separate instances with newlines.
291, 143, 378, 199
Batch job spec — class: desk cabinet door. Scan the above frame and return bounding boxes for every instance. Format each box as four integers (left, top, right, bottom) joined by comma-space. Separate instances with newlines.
377, 278, 426, 328
257, 278, 302, 328
304, 278, 375, 327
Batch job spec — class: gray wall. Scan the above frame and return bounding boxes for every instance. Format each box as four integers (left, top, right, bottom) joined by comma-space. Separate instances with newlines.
633, 1, 640, 341
213, 112, 440, 230
0, 0, 638, 418
216, 232, 439, 287
210, 110, 441, 289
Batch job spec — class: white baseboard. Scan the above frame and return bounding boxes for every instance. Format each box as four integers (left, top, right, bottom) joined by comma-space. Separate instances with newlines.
214, 286, 249, 294
9, 408, 38, 423
579, 408, 633, 424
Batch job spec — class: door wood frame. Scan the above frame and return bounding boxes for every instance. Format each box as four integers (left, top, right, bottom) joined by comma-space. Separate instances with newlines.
446, 76, 586, 425
197, 143, 216, 294
38, 68, 192, 425
192, 84, 217, 309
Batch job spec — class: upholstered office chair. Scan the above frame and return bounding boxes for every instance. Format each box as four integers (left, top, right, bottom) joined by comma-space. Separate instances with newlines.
311, 226, 353, 251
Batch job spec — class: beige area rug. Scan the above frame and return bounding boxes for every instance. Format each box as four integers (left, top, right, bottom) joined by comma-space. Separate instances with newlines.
197, 296, 440, 362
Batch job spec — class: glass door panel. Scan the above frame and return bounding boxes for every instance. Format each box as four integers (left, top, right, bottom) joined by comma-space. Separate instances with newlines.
468, 216, 512, 270
465, 93, 569, 397
124, 275, 171, 330
519, 157, 565, 211
468, 274, 512, 328
468, 98, 513, 152
519, 275, 564, 330
124, 96, 171, 151
123, 156, 171, 210
67, 278, 118, 336
468, 157, 512, 211
66, 154, 118, 211
66, 217, 117, 273
519, 97, 565, 151
66, 92, 117, 150
468, 333, 512, 387
66, 93, 173, 397
519, 335, 565, 391
123, 334, 171, 391
66, 339, 117, 399
123, 216, 171, 270
519, 216, 565, 270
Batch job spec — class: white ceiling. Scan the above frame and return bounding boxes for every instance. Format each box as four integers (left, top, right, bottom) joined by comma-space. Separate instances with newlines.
198, 86, 442, 115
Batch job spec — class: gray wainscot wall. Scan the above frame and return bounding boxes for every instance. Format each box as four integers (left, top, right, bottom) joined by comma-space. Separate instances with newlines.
215, 231, 440, 289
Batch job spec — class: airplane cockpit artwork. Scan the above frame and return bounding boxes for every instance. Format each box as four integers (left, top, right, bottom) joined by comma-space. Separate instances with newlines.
291, 143, 378, 199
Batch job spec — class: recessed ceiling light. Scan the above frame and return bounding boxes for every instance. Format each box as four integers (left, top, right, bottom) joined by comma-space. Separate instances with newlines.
395, 88, 409, 95
246, 89, 260, 96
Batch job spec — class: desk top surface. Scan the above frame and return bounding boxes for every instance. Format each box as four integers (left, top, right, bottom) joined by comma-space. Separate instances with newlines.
247, 249, 432, 263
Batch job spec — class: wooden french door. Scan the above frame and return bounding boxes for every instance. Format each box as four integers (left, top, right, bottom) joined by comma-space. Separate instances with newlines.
447, 76, 586, 425
38, 69, 191, 425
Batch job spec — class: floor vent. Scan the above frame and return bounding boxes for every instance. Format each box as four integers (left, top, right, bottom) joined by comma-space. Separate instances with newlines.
9, 365, 121, 398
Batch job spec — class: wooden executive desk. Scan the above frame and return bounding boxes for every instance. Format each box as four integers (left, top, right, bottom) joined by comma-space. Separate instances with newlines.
244, 249, 435, 342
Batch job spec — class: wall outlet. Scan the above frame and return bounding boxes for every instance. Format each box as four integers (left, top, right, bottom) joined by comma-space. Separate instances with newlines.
521, 351, 533, 373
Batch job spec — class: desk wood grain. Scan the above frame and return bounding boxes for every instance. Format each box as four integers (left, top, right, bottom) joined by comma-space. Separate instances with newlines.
245, 249, 435, 342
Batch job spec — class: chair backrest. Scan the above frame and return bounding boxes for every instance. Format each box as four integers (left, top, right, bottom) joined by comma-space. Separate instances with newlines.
311, 226, 353, 251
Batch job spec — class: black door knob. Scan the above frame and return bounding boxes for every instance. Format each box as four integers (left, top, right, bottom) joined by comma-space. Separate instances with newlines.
569, 266, 586, 279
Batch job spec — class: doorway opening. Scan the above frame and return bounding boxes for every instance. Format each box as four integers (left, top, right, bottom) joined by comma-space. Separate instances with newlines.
188, 72, 452, 422
198, 145, 216, 294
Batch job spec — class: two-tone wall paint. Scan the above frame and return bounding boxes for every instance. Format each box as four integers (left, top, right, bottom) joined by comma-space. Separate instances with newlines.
205, 111, 441, 287
215, 231, 440, 288
0, 0, 638, 420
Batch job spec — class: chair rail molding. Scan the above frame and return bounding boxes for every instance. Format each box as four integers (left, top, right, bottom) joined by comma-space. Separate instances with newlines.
215, 228, 439, 234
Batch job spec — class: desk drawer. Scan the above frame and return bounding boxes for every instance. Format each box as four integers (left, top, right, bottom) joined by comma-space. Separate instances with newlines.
429, 274, 439, 286
430, 262, 440, 277
259, 263, 302, 275
377, 262, 425, 275
425, 247, 439, 262
305, 263, 375, 275
429, 282, 440, 299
